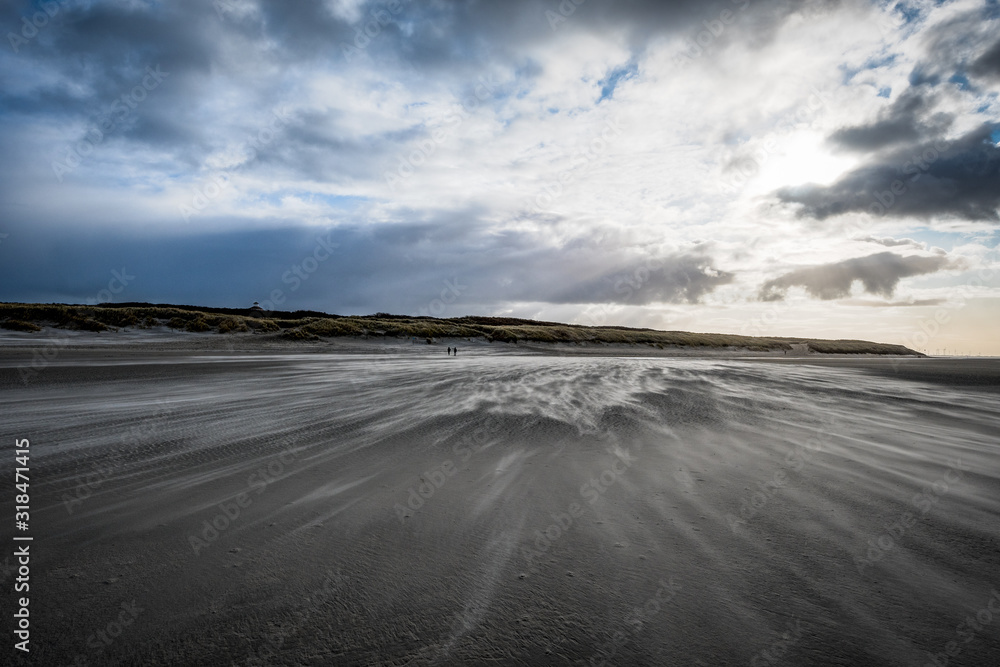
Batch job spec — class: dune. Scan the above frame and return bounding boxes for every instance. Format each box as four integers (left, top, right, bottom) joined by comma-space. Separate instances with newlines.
0, 301, 924, 356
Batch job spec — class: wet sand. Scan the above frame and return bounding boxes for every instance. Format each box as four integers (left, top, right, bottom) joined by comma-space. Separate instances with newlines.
1, 339, 998, 665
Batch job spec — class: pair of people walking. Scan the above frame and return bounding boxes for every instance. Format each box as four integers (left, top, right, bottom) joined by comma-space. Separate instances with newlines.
447, 346, 458, 356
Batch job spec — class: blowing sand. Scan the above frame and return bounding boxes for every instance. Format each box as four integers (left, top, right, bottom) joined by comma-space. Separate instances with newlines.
1, 334, 998, 665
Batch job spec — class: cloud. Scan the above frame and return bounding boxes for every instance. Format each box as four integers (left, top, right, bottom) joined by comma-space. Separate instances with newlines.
775, 125, 1000, 221
840, 298, 947, 308
0, 217, 732, 313
551, 254, 734, 305
773, 4, 1000, 223
909, 3, 1000, 87
758, 252, 963, 301
855, 236, 923, 249
827, 87, 952, 152
969, 37, 1000, 81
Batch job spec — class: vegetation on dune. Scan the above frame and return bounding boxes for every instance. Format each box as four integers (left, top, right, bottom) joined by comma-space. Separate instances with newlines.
184, 318, 212, 333
70, 317, 109, 332
250, 319, 281, 332
279, 328, 320, 341
806, 339, 915, 355
0, 319, 41, 332
0, 302, 923, 355
301, 318, 364, 337
217, 318, 249, 334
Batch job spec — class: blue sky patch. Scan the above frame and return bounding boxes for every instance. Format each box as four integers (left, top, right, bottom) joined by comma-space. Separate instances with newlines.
598, 61, 638, 103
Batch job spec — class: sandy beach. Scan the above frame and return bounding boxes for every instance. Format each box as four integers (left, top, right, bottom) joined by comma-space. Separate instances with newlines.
2, 333, 998, 665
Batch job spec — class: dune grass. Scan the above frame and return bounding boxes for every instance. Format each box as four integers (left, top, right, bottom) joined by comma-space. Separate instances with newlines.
0, 319, 41, 332
0, 302, 923, 355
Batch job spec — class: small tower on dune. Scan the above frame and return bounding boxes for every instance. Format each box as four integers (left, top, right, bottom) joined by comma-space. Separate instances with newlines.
249, 301, 264, 316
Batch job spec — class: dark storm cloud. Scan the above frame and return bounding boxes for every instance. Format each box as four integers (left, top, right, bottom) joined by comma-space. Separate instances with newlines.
255, 111, 407, 183
552, 254, 733, 305
758, 252, 961, 301
2, 0, 357, 164
0, 216, 732, 312
6, 0, 800, 76
968, 37, 1000, 81
910, 3, 1000, 86
5, 0, 218, 98
775, 2, 1000, 223
262, 0, 813, 79
776, 125, 1000, 221
249, 1, 354, 51
2, 2, 240, 172
828, 87, 952, 152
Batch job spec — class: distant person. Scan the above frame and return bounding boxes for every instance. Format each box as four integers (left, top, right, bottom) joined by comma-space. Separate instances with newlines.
447, 347, 452, 355
453, 347, 457, 356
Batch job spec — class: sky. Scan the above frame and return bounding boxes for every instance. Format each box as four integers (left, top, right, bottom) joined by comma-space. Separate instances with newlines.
1, 0, 998, 354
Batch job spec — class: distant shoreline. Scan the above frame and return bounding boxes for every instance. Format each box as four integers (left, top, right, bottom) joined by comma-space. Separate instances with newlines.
0, 327, 926, 361
0, 301, 924, 356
